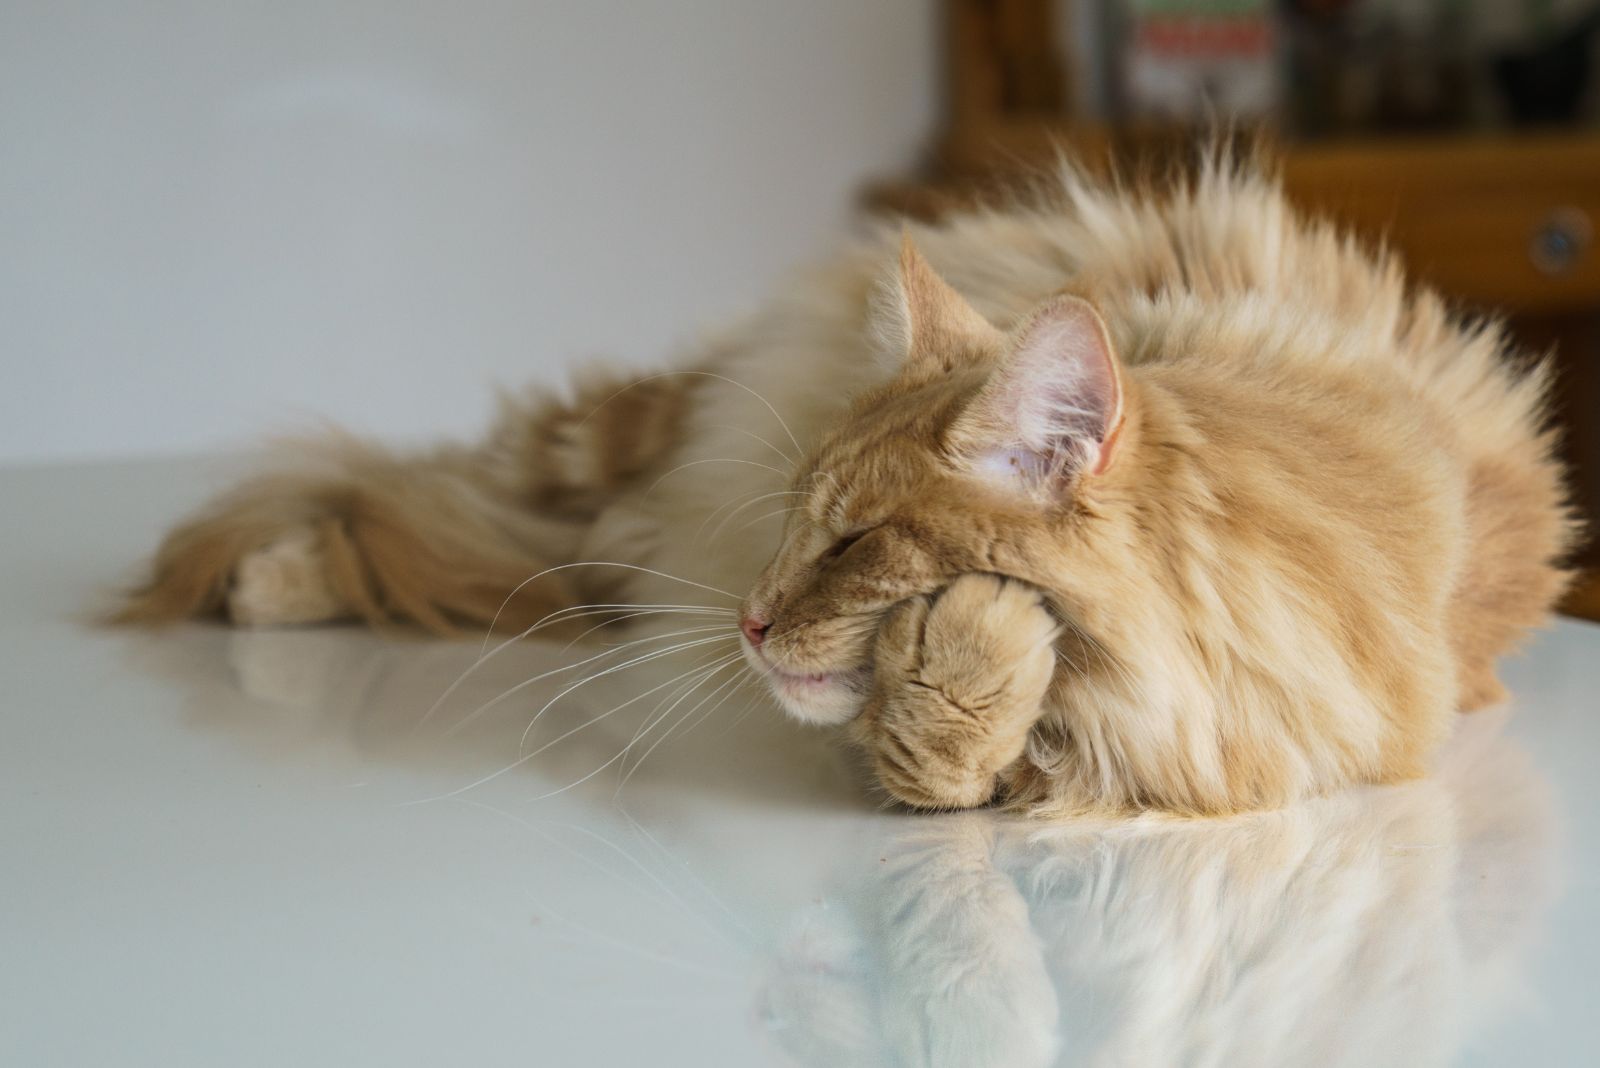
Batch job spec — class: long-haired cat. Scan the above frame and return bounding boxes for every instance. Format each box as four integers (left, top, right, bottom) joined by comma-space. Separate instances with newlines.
115, 155, 1577, 816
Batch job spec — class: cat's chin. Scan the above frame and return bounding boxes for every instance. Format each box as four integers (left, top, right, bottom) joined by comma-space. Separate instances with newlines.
742, 646, 868, 727
770, 681, 868, 727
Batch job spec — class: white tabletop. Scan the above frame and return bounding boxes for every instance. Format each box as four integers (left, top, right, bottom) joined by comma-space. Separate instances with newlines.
4, 457, 1597, 1067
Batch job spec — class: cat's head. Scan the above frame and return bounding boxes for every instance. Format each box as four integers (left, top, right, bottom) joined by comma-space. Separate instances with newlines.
739, 238, 1132, 725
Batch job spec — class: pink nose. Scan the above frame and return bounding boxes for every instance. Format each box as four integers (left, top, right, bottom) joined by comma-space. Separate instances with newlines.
740, 616, 770, 648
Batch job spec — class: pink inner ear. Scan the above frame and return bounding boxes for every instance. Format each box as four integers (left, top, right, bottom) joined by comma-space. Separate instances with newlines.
993, 297, 1124, 482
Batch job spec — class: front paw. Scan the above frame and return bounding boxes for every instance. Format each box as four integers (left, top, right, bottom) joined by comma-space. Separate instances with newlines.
865, 574, 1058, 809
876, 574, 1058, 725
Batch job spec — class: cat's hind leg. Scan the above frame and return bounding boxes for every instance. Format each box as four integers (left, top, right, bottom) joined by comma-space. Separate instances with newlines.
113, 439, 587, 634
855, 575, 1058, 810
113, 368, 694, 635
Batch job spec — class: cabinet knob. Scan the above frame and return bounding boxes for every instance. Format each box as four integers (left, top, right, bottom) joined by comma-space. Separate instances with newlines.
1529, 207, 1593, 276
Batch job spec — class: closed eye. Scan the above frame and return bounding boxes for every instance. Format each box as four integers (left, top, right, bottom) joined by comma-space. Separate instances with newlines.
820, 529, 868, 563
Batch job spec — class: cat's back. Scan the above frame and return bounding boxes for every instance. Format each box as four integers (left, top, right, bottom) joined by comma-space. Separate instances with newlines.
909, 164, 1562, 510
904, 162, 1574, 709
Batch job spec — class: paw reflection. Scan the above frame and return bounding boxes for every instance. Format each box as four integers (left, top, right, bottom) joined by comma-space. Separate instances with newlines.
762, 712, 1556, 1068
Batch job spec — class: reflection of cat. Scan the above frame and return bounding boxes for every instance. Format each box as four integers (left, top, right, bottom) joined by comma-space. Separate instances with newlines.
114, 623, 855, 813
118, 626, 587, 767
116, 608, 1560, 1067
759, 711, 1556, 1068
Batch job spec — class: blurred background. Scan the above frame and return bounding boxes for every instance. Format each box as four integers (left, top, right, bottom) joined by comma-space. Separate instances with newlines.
3, 0, 1597, 611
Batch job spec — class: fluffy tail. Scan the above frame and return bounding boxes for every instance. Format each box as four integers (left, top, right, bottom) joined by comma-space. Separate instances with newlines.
111, 367, 695, 635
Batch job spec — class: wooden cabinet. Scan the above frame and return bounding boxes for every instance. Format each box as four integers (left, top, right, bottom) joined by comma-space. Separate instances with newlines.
1283, 137, 1600, 314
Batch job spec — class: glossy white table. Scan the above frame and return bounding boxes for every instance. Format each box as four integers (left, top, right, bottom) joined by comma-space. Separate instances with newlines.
4, 458, 1597, 1067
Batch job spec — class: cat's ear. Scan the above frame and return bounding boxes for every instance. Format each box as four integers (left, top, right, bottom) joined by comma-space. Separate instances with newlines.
951, 294, 1127, 496
871, 234, 1002, 379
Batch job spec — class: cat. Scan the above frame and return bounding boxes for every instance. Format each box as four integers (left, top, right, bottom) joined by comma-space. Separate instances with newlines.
115, 154, 1577, 816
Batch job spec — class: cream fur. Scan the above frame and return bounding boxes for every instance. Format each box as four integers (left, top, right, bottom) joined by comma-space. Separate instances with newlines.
117, 156, 1576, 815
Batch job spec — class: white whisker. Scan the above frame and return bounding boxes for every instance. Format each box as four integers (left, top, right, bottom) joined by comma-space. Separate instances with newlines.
612, 657, 743, 783
431, 565, 742, 726
619, 812, 761, 945
721, 686, 775, 733
693, 487, 769, 543
537, 818, 738, 947
524, 657, 746, 803
641, 457, 789, 502
477, 562, 742, 657
705, 423, 798, 468
695, 489, 807, 545
615, 647, 729, 760
706, 491, 808, 545
445, 626, 736, 738
403, 652, 742, 806
730, 505, 802, 538
577, 369, 805, 459
615, 651, 741, 775
616, 669, 752, 796
561, 608, 734, 652
606, 645, 730, 767
439, 800, 739, 979
473, 562, 742, 655
423, 600, 735, 726
515, 634, 741, 751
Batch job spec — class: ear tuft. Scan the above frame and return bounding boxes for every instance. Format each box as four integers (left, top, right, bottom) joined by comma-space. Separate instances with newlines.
953, 295, 1127, 497
869, 234, 1001, 379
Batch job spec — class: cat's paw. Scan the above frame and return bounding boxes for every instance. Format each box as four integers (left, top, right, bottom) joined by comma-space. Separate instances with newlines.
876, 573, 1058, 724
228, 527, 348, 627
866, 574, 1057, 808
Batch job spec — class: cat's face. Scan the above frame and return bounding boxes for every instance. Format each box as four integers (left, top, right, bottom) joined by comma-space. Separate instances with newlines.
739, 378, 990, 723
740, 241, 1127, 725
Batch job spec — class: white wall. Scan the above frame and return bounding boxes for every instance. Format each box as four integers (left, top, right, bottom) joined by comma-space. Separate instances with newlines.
0, 2, 936, 463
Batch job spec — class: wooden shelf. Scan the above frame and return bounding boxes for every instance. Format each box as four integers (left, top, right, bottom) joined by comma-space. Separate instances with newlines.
1564, 574, 1600, 622
1284, 134, 1600, 314
873, 131, 1600, 315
